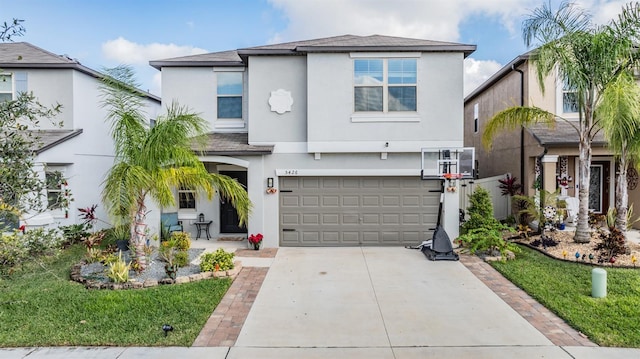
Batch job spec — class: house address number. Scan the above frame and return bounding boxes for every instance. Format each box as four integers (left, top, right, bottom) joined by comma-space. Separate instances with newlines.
283, 169, 298, 175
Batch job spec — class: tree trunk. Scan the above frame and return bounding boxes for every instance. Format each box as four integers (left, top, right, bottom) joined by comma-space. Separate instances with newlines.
615, 151, 628, 238
131, 196, 148, 270
574, 142, 592, 243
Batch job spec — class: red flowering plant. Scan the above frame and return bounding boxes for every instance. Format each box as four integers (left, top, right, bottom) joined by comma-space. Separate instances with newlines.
248, 233, 263, 250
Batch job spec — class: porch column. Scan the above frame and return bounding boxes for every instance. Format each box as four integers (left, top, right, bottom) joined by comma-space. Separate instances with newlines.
541, 155, 558, 194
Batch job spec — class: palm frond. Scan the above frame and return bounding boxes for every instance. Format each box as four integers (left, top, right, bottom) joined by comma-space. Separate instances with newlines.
101, 163, 151, 218
482, 106, 556, 150
523, 0, 591, 47
100, 65, 148, 162
598, 72, 640, 154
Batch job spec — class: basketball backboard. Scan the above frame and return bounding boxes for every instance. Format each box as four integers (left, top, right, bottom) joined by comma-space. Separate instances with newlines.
421, 147, 475, 180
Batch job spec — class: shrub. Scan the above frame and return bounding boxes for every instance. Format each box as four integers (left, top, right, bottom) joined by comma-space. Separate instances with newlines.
169, 232, 191, 251
462, 187, 500, 234
200, 248, 235, 272
85, 247, 103, 263
174, 251, 189, 267
106, 252, 130, 283
60, 223, 90, 245
21, 227, 64, 256
0, 232, 28, 276
458, 187, 516, 259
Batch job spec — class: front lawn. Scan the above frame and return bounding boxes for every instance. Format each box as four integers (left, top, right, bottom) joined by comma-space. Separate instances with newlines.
0, 245, 231, 347
491, 245, 640, 347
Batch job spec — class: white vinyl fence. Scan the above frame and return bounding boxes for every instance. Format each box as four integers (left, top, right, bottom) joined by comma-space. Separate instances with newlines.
459, 174, 510, 221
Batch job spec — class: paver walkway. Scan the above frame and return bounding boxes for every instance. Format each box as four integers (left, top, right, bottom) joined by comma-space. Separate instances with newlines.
192, 249, 277, 346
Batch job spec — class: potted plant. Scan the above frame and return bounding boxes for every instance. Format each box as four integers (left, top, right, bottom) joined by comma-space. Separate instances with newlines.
159, 245, 178, 279
248, 233, 263, 250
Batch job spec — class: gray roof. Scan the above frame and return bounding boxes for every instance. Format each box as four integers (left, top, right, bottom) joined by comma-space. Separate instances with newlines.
0, 42, 160, 103
193, 133, 273, 155
528, 122, 606, 146
150, 34, 476, 69
31, 129, 84, 154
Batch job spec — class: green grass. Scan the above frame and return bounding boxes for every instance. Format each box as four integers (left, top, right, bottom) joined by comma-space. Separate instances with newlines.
0, 245, 231, 347
491, 245, 640, 347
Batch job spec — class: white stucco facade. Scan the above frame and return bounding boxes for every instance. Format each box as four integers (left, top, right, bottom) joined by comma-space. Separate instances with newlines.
153, 35, 474, 247
1, 45, 162, 232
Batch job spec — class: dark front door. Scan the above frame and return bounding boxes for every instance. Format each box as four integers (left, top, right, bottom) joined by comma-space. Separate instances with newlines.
220, 171, 247, 233
589, 161, 610, 214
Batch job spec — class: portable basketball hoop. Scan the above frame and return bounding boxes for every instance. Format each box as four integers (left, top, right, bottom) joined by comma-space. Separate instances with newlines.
413, 148, 475, 261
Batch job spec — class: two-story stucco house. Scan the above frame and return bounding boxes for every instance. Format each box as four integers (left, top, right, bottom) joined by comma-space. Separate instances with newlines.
151, 35, 475, 247
464, 52, 640, 223
0, 42, 161, 230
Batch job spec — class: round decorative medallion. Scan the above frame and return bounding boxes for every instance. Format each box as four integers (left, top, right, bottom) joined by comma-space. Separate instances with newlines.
543, 206, 557, 220
628, 167, 639, 190
268, 89, 293, 114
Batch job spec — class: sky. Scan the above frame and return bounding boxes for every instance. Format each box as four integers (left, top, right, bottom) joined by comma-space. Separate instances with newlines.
0, 0, 633, 97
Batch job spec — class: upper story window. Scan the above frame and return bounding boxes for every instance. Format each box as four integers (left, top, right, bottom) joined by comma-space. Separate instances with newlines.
178, 187, 196, 209
0, 74, 13, 102
217, 72, 243, 119
562, 78, 578, 113
354, 59, 416, 112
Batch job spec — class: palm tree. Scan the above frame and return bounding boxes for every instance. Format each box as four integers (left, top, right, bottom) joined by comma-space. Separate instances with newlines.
598, 71, 640, 236
482, 1, 640, 243
100, 65, 251, 269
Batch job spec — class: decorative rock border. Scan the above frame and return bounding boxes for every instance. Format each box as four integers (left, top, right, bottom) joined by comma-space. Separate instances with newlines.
70, 260, 243, 290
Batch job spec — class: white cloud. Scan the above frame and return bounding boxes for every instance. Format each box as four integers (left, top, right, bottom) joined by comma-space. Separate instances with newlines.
267, 0, 540, 43
102, 37, 208, 65
464, 58, 503, 96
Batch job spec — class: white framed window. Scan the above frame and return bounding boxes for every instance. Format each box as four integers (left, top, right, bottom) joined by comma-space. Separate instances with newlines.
473, 103, 479, 133
217, 72, 243, 119
561, 78, 578, 113
0, 73, 13, 102
178, 187, 196, 209
45, 170, 64, 210
354, 58, 417, 112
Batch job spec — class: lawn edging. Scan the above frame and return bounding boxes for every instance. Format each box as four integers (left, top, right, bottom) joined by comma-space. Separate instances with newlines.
70, 260, 242, 290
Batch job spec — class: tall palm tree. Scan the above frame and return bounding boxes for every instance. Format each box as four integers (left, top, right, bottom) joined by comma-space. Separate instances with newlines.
482, 1, 640, 243
100, 65, 251, 269
598, 71, 640, 236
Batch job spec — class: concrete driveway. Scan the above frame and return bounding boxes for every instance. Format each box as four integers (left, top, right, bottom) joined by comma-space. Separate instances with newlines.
232, 247, 560, 358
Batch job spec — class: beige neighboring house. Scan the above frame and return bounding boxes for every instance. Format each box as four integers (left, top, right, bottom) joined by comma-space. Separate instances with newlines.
464, 52, 640, 226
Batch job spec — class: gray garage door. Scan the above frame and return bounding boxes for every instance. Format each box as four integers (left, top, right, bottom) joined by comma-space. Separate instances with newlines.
279, 176, 441, 246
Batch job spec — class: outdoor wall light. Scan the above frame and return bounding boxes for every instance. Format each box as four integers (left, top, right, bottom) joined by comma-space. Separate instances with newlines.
267, 177, 274, 188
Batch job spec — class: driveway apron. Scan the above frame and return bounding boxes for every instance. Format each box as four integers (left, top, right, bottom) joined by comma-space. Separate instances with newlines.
235, 247, 551, 349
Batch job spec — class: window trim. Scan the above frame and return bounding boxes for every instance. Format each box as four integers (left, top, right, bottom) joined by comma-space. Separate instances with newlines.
556, 76, 579, 116
216, 71, 243, 120
0, 73, 14, 102
353, 58, 417, 114
178, 187, 196, 210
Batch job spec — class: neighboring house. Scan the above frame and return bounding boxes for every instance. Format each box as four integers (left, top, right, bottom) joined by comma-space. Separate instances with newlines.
0, 42, 161, 230
150, 34, 475, 247
464, 53, 639, 223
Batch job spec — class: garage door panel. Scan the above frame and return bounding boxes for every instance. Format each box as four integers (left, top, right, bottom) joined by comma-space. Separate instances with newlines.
302, 196, 320, 206
343, 213, 359, 224
322, 214, 339, 225
280, 176, 441, 246
362, 196, 379, 206
402, 214, 420, 224
402, 195, 420, 207
282, 196, 299, 206
342, 196, 359, 207
362, 214, 380, 224
382, 196, 400, 206
323, 196, 340, 206
282, 213, 299, 225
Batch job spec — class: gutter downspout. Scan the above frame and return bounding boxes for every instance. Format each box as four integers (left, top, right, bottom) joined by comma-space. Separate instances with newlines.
512, 64, 525, 186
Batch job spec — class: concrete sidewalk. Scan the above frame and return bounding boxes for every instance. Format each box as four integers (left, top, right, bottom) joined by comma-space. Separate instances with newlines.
3, 247, 640, 358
